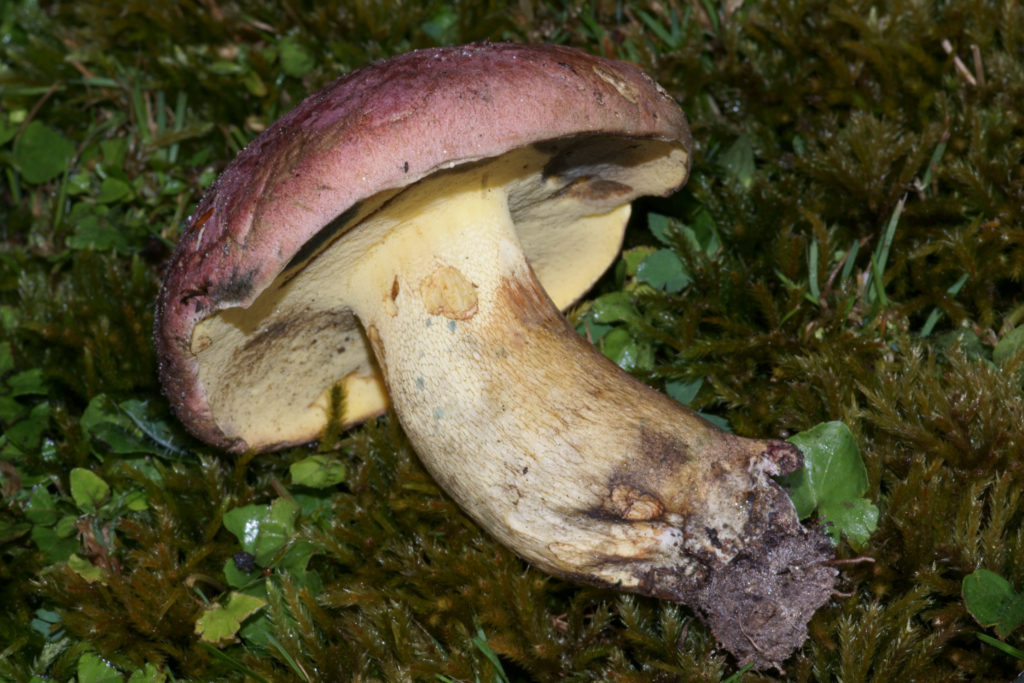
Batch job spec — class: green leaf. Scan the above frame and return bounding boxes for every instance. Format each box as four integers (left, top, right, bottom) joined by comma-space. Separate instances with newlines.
68, 553, 105, 583
80, 394, 187, 456
55, 514, 79, 538
69, 467, 111, 512
621, 246, 656, 277
785, 468, 822, 518
209, 60, 245, 76
81, 395, 138, 452
963, 569, 1024, 639
13, 120, 75, 184
600, 327, 638, 370
278, 35, 315, 77
0, 116, 18, 146
126, 662, 167, 683
242, 69, 268, 97
223, 498, 298, 566
993, 325, 1024, 368
67, 171, 92, 195
67, 211, 133, 251
687, 209, 722, 256
30, 607, 63, 641
124, 489, 149, 511
0, 519, 31, 543
789, 422, 867, 505
117, 398, 190, 455
575, 312, 613, 343
698, 411, 733, 432
238, 603, 275, 649
590, 292, 639, 324
277, 539, 319, 588
195, 592, 267, 647
95, 176, 133, 203
0, 395, 24, 421
636, 248, 692, 293
6, 402, 51, 451
6, 368, 46, 396
665, 378, 703, 405
25, 485, 60, 525
290, 455, 346, 488
293, 490, 335, 519
719, 134, 756, 188
647, 213, 675, 245
783, 421, 878, 547
77, 652, 123, 683
223, 556, 257, 589
818, 498, 878, 549
469, 627, 512, 683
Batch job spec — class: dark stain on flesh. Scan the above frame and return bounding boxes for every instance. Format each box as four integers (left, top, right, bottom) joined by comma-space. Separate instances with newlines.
215, 307, 362, 402
552, 177, 633, 202
541, 135, 644, 179
283, 201, 362, 275
580, 422, 705, 528
638, 427, 693, 472
238, 308, 359, 357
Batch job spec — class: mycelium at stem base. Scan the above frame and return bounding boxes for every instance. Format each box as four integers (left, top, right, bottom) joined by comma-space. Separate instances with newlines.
332, 153, 838, 670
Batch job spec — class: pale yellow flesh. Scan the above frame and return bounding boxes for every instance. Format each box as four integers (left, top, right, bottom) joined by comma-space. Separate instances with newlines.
192, 143, 685, 447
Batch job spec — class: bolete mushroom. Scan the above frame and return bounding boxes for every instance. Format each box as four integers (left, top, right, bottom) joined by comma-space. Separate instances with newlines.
154, 43, 836, 669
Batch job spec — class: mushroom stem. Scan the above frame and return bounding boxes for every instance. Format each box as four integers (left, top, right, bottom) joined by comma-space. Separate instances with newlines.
342, 156, 835, 668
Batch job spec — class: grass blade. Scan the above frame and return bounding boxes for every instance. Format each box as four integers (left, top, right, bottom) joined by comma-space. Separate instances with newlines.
919, 273, 969, 336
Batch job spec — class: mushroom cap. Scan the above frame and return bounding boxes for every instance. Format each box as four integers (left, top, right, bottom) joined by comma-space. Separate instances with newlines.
155, 42, 693, 451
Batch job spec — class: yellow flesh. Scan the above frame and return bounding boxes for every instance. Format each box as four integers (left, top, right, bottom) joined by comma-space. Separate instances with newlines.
191, 142, 686, 447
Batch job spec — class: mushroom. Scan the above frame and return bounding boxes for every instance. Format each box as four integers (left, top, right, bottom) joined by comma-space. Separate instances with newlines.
154, 43, 836, 669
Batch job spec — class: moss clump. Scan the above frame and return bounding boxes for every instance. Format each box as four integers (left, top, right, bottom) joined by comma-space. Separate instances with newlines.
2, 0, 1024, 680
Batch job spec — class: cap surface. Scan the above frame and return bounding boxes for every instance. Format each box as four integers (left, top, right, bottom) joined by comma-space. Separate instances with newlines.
155, 42, 692, 450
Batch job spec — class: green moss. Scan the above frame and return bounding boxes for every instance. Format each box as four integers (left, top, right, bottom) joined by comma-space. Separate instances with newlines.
3, 0, 1024, 679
